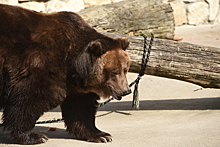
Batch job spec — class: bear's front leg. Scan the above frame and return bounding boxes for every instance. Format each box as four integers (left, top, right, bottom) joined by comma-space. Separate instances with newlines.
61, 92, 112, 143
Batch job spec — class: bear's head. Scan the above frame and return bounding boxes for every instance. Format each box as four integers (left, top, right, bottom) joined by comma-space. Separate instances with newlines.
73, 37, 131, 100
98, 48, 131, 100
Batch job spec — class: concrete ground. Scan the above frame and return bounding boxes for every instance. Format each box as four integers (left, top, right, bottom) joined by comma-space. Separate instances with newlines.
175, 24, 220, 48
0, 25, 220, 146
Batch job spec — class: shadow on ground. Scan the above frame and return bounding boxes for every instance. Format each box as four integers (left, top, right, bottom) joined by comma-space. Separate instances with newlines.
43, 97, 220, 112
98, 97, 220, 111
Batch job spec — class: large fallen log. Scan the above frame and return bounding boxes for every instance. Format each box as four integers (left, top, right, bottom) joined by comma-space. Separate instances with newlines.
101, 32, 220, 88
78, 0, 174, 39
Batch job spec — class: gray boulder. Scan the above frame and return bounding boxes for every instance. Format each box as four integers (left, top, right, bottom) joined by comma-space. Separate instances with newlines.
187, 2, 209, 25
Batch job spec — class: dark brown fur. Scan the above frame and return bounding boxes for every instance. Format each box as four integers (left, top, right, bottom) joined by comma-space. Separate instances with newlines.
0, 4, 131, 144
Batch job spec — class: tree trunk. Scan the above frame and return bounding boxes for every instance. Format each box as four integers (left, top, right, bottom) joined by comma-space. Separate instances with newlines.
101, 32, 220, 88
78, 0, 174, 39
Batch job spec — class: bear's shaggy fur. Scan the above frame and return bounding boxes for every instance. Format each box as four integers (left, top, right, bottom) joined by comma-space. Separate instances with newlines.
0, 4, 131, 144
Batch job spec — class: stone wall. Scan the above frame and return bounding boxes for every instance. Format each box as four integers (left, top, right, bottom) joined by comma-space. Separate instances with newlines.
169, 0, 220, 26
0, 0, 220, 26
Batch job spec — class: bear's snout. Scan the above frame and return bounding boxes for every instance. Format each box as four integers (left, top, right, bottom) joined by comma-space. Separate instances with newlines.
109, 86, 131, 100
122, 89, 132, 96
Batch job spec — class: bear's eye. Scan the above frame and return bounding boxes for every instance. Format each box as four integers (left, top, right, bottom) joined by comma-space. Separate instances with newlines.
112, 71, 119, 76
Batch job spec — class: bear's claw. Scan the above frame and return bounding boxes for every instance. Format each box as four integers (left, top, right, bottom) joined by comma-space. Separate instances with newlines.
86, 132, 113, 143
17, 132, 48, 145
101, 136, 113, 143
87, 135, 113, 143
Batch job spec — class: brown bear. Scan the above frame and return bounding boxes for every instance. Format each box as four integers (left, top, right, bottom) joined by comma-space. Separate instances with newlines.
0, 4, 131, 145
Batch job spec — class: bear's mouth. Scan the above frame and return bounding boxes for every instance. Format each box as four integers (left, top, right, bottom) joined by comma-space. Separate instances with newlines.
109, 86, 122, 100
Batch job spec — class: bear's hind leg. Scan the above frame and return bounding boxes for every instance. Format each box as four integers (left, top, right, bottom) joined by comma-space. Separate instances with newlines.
2, 65, 66, 144
3, 103, 49, 145
61, 92, 112, 143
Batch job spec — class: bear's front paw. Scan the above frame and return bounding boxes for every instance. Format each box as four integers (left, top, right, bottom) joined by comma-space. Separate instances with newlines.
14, 132, 48, 145
87, 132, 113, 143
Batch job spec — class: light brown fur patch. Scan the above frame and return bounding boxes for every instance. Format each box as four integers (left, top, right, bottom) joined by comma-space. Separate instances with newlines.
85, 48, 130, 99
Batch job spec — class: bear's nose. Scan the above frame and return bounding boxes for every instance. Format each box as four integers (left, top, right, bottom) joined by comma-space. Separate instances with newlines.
122, 89, 132, 96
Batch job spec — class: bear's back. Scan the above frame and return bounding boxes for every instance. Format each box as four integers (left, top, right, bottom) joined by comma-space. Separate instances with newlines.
0, 4, 98, 58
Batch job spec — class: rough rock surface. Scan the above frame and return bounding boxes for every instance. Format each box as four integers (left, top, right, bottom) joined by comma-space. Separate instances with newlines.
187, 2, 209, 25
0, 0, 17, 5
206, 0, 220, 22
170, 1, 187, 26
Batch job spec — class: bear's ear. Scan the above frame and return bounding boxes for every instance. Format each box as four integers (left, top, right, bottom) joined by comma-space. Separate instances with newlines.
86, 40, 105, 57
118, 38, 130, 51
